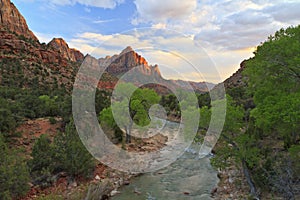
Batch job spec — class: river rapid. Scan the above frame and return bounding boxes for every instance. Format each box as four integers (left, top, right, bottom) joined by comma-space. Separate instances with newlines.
112, 143, 219, 200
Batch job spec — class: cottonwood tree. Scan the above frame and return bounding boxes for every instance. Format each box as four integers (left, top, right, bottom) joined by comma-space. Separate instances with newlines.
100, 83, 160, 144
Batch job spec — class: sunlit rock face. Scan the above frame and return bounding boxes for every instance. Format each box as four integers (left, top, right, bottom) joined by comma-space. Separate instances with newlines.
0, 0, 38, 41
48, 38, 84, 62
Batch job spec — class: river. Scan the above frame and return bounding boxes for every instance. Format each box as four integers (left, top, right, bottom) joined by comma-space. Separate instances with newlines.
112, 144, 219, 200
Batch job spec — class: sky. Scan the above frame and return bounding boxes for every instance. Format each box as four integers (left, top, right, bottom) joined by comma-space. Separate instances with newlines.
11, 0, 300, 83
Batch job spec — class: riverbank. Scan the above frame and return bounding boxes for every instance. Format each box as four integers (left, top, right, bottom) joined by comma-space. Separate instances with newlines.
211, 160, 250, 199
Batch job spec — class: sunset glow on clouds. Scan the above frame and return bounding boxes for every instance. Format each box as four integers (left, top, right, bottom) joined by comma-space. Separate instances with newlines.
12, 0, 300, 82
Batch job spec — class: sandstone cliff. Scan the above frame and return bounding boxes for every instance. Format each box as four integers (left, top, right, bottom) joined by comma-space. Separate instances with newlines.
0, 0, 38, 41
0, 0, 86, 90
0, 0, 213, 93
48, 38, 84, 62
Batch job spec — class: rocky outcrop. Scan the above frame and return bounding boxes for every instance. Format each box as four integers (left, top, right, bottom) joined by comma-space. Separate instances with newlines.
103, 46, 161, 78
48, 38, 84, 62
0, 0, 84, 64
0, 30, 77, 66
0, 0, 86, 90
96, 46, 214, 93
0, 0, 212, 93
170, 79, 214, 93
0, 0, 38, 41
223, 60, 248, 89
70, 48, 84, 62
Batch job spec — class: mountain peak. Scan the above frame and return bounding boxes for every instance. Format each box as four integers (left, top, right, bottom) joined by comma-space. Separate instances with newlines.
48, 38, 84, 62
49, 38, 68, 47
0, 0, 38, 41
104, 46, 155, 76
120, 46, 134, 54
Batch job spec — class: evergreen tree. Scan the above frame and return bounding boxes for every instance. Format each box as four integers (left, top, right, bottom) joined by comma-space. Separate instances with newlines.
0, 135, 30, 199
53, 120, 96, 178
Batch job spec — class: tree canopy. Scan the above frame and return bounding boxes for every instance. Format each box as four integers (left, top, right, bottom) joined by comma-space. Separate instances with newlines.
100, 83, 160, 143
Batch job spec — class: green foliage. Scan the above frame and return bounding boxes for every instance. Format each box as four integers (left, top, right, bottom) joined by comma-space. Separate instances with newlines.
53, 120, 96, 178
0, 86, 72, 127
0, 107, 16, 135
100, 107, 116, 128
100, 83, 160, 143
29, 134, 55, 176
244, 25, 300, 148
29, 134, 61, 188
181, 106, 199, 141
30, 121, 96, 185
289, 145, 300, 177
222, 95, 244, 134
99, 107, 123, 143
95, 89, 111, 114
211, 95, 249, 167
38, 95, 59, 116
199, 106, 211, 130
49, 117, 57, 124
197, 92, 211, 108
159, 94, 180, 117
237, 25, 300, 197
234, 134, 260, 168
0, 135, 30, 199
250, 93, 300, 148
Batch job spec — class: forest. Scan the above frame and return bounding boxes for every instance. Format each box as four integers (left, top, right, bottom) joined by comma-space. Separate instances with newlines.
0, 25, 299, 199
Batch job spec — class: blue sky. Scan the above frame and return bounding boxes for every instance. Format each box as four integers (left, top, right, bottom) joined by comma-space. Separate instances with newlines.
11, 0, 300, 83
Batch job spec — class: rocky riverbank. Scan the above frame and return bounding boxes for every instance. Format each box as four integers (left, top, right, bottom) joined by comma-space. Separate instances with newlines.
211, 162, 250, 199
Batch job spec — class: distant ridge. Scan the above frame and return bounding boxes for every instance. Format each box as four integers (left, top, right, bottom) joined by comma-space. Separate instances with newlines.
0, 0, 214, 93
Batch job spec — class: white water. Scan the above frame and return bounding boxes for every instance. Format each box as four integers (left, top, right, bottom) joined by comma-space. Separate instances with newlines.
112, 144, 218, 200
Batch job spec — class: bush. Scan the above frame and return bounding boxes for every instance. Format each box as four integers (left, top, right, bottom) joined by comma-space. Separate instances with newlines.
0, 135, 30, 199
53, 120, 96, 178
49, 117, 57, 124
29, 134, 56, 187
0, 108, 16, 135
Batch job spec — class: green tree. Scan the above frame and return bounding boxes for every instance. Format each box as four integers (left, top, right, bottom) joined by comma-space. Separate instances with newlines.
159, 94, 180, 117
238, 26, 300, 198
30, 135, 54, 172
29, 134, 56, 187
53, 120, 96, 178
0, 108, 16, 136
199, 106, 211, 130
0, 135, 30, 199
100, 83, 160, 143
211, 95, 260, 198
95, 89, 111, 114
99, 106, 123, 143
244, 25, 300, 148
38, 95, 59, 117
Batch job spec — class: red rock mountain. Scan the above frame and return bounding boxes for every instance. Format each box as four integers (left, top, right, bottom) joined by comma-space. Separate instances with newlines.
87, 47, 213, 93
0, 0, 213, 93
223, 60, 248, 89
0, 0, 83, 65
0, 0, 85, 90
101, 46, 162, 79
48, 38, 84, 62
0, 0, 37, 41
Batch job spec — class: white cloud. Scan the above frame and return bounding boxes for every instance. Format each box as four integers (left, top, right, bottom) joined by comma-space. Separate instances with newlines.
28, 0, 124, 9
152, 23, 167, 29
68, 30, 227, 83
93, 19, 116, 24
264, 2, 300, 24
133, 0, 300, 52
84, 7, 91, 12
37, 0, 300, 83
133, 0, 197, 23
